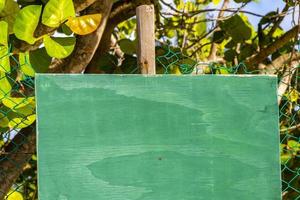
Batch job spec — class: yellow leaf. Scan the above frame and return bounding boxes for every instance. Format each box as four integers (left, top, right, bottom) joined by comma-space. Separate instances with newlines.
288, 89, 299, 102
2, 97, 35, 110
280, 153, 292, 165
6, 191, 23, 200
170, 66, 181, 75
9, 114, 36, 129
66, 14, 102, 35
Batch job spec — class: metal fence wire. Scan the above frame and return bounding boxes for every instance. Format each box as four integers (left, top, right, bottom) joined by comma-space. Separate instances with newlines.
0, 44, 300, 200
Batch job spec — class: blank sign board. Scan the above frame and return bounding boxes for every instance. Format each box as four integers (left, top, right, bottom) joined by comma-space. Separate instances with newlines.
36, 75, 281, 200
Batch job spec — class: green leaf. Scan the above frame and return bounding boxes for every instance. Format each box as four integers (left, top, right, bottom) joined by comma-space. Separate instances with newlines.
119, 39, 137, 55
13, 5, 42, 44
8, 114, 36, 129
29, 47, 52, 73
44, 35, 76, 58
224, 49, 237, 62
120, 54, 139, 74
238, 43, 255, 61
0, 71, 11, 99
19, 48, 52, 77
176, 58, 197, 74
259, 11, 277, 25
0, 112, 9, 128
212, 30, 226, 44
220, 15, 252, 42
19, 52, 35, 77
13, 102, 35, 116
42, 0, 75, 28
0, 0, 20, 34
93, 52, 118, 73
19, 47, 52, 77
225, 39, 236, 49
57, 23, 73, 35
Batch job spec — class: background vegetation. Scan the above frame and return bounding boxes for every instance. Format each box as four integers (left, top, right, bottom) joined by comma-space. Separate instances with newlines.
0, 0, 299, 199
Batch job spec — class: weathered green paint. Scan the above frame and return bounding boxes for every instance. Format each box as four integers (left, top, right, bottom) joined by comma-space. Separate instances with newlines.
36, 75, 281, 200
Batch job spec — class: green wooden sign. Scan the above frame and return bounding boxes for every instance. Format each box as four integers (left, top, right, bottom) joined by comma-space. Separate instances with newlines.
36, 75, 281, 200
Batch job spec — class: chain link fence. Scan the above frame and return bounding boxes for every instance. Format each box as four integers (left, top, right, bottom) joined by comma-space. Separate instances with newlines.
0, 44, 300, 199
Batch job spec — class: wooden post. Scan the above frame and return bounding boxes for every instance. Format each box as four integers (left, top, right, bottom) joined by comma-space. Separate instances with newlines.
136, 4, 156, 75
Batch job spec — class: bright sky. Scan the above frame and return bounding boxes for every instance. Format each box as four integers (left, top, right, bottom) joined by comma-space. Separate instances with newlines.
163, 0, 299, 31
227, 0, 296, 30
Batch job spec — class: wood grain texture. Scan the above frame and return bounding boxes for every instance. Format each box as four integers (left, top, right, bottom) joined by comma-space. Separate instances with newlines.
36, 75, 281, 200
136, 5, 156, 75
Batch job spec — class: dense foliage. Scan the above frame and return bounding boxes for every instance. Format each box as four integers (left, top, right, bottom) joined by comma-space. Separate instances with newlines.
0, 0, 299, 199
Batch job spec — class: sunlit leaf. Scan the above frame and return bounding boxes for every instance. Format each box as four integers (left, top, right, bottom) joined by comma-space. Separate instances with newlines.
0, 0, 5, 12
13, 5, 42, 44
170, 65, 181, 75
216, 68, 230, 74
66, 14, 102, 35
280, 153, 292, 165
212, 0, 221, 4
19, 52, 35, 77
272, 27, 284, 38
0, 46, 9, 72
8, 114, 36, 129
6, 191, 23, 200
0, 20, 7, 46
0, 71, 11, 99
2, 97, 35, 110
44, 35, 76, 58
0, 20, 9, 72
287, 89, 299, 102
287, 140, 300, 153
42, 0, 75, 28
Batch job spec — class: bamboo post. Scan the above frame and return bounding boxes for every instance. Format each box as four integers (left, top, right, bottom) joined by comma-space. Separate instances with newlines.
136, 4, 156, 75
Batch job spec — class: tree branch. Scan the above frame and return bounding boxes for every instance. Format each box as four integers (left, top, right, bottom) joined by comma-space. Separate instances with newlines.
258, 52, 300, 74
85, 0, 153, 73
277, 62, 299, 105
48, 0, 113, 73
0, 124, 36, 200
207, 0, 230, 61
268, 4, 289, 37
246, 25, 299, 68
